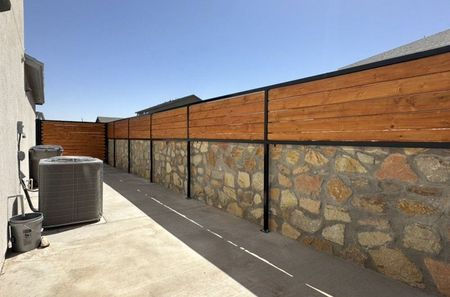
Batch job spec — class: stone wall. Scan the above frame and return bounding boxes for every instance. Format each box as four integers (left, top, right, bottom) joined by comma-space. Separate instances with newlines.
108, 140, 114, 166
153, 141, 187, 195
130, 140, 151, 179
115, 140, 129, 172
110, 136, 450, 295
191, 142, 264, 225
269, 144, 449, 296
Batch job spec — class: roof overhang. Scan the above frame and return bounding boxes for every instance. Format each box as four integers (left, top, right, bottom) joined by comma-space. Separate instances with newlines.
96, 116, 123, 123
25, 54, 45, 105
0, 0, 11, 12
136, 95, 201, 115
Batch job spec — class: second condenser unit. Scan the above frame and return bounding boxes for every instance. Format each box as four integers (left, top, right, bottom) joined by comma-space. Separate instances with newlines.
29, 145, 63, 188
38, 156, 103, 228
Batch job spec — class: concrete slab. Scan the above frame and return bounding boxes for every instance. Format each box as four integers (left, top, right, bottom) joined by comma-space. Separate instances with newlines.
0, 165, 437, 297
100, 166, 436, 297
0, 183, 253, 296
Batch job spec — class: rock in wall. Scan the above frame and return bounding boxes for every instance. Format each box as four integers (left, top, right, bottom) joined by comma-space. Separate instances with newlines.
130, 140, 150, 179
115, 139, 128, 172
269, 144, 449, 295
153, 141, 187, 195
191, 141, 264, 225
108, 139, 114, 166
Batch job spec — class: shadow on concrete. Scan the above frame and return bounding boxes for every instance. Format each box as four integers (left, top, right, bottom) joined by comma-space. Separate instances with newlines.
102, 165, 433, 297
42, 219, 104, 236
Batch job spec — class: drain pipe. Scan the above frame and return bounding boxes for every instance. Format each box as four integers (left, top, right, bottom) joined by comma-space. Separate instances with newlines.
17, 121, 39, 212
20, 178, 38, 212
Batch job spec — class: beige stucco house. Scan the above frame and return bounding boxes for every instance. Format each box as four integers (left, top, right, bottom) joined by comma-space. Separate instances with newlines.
0, 0, 45, 264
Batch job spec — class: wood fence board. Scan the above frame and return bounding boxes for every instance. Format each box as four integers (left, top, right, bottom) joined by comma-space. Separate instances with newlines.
41, 121, 106, 160
189, 92, 264, 140
151, 107, 187, 139
129, 115, 151, 139
114, 119, 129, 138
269, 52, 450, 100
107, 122, 115, 138
268, 54, 450, 142
99, 52, 450, 143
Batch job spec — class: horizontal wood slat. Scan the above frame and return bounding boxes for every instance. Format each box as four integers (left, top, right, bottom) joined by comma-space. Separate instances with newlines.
269, 52, 450, 100
269, 91, 450, 123
151, 107, 187, 139
268, 52, 450, 142
189, 92, 265, 140
107, 122, 114, 138
269, 71, 450, 111
101, 51, 450, 144
41, 121, 106, 160
114, 119, 129, 138
269, 130, 450, 142
129, 115, 151, 139
269, 110, 450, 132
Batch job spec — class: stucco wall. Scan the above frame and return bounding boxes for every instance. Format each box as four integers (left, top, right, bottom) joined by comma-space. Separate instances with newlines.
0, 0, 36, 263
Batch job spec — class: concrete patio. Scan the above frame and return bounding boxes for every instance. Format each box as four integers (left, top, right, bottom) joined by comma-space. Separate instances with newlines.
0, 165, 436, 297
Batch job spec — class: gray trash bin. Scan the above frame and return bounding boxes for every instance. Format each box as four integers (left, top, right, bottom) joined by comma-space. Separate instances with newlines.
9, 212, 44, 252
29, 145, 63, 188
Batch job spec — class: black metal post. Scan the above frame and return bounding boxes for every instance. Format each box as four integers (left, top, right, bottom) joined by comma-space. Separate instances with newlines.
104, 124, 108, 163
186, 106, 191, 199
127, 120, 131, 173
128, 139, 131, 173
150, 140, 153, 183
262, 89, 270, 233
35, 119, 42, 145
113, 139, 116, 167
150, 115, 153, 183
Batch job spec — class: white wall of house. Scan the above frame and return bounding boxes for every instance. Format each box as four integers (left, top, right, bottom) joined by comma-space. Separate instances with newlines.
0, 0, 37, 263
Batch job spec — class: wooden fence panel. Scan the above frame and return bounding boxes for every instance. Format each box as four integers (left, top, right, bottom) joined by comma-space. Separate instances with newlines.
189, 92, 265, 140
98, 51, 450, 144
268, 52, 450, 142
107, 122, 115, 138
151, 107, 187, 139
269, 52, 450, 100
41, 121, 106, 160
129, 115, 151, 139
114, 119, 129, 139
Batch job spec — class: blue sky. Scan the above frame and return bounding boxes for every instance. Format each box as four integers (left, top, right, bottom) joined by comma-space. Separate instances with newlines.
25, 0, 450, 121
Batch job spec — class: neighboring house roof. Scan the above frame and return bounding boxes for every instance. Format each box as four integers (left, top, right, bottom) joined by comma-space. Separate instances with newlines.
35, 111, 45, 120
24, 54, 45, 105
136, 95, 201, 115
96, 116, 122, 123
341, 28, 450, 69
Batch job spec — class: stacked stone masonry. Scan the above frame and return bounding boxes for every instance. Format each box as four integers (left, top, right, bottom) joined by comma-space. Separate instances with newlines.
108, 140, 114, 166
115, 140, 129, 172
130, 140, 151, 179
191, 141, 264, 225
270, 145, 449, 296
111, 138, 449, 296
153, 141, 187, 195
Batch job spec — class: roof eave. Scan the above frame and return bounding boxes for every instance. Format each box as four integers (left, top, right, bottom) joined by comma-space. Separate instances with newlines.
25, 54, 45, 105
